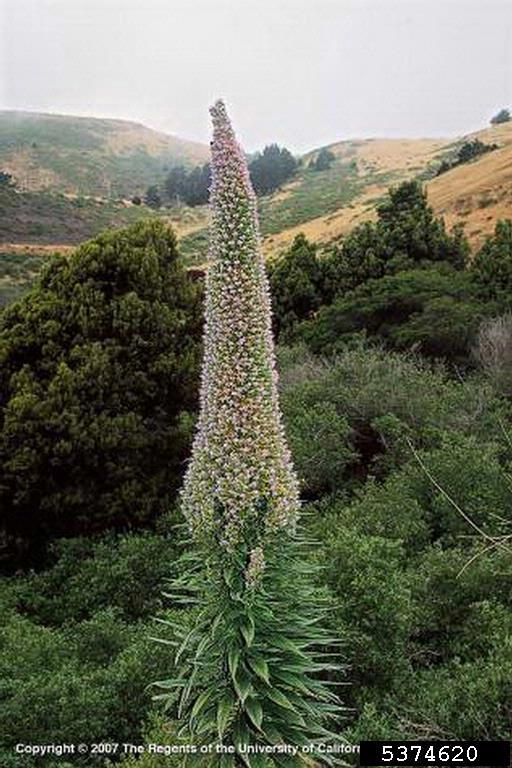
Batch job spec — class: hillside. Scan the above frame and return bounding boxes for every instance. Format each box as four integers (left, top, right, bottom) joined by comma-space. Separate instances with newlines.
0, 111, 209, 198
427, 122, 512, 251
258, 123, 512, 256
176, 133, 457, 261
1, 113, 511, 304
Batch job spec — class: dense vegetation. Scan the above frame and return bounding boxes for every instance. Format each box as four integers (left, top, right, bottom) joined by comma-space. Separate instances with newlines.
0, 221, 202, 568
161, 144, 298, 208
309, 147, 335, 171
248, 144, 298, 195
164, 163, 211, 207
435, 139, 498, 176
490, 108, 511, 125
1, 181, 512, 766
268, 180, 472, 340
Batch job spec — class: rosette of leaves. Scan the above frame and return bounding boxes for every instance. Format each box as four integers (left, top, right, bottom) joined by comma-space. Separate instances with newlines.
153, 520, 344, 766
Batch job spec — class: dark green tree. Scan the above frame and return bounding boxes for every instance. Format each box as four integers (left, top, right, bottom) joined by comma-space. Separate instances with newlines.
164, 163, 211, 206
311, 148, 335, 171
248, 143, 297, 195
436, 140, 497, 176
164, 165, 188, 203
472, 220, 512, 298
300, 266, 488, 365
268, 234, 323, 337
490, 108, 511, 125
163, 147, 296, 205
184, 163, 211, 206
144, 185, 162, 209
322, 181, 469, 301
0, 220, 202, 568
457, 139, 496, 164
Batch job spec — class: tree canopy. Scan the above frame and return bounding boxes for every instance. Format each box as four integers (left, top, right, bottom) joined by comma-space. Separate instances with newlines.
164, 163, 211, 206
268, 234, 324, 337
310, 147, 335, 171
490, 108, 511, 125
269, 181, 471, 340
0, 220, 202, 567
472, 219, 512, 298
322, 181, 469, 301
248, 143, 298, 195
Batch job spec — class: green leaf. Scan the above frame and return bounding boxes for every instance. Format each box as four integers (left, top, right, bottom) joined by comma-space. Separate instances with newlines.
148, 636, 179, 647
151, 678, 186, 689
248, 655, 270, 685
266, 687, 296, 711
217, 693, 235, 739
228, 647, 240, 681
240, 615, 255, 647
272, 669, 310, 695
244, 696, 263, 730
233, 669, 252, 704
234, 723, 253, 766
190, 688, 216, 721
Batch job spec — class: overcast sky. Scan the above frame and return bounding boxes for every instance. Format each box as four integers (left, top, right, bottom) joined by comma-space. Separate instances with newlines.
1, 0, 511, 153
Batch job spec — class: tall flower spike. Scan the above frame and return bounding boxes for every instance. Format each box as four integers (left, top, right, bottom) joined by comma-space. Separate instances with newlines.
157, 103, 343, 759
181, 100, 300, 559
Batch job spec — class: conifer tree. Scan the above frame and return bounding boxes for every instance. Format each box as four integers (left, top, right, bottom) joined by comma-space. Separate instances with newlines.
156, 101, 341, 766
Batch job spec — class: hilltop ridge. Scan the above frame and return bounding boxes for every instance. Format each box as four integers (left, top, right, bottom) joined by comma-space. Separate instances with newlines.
0, 111, 511, 281
0, 110, 209, 198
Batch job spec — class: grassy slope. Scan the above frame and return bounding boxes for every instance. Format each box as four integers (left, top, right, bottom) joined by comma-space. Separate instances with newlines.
0, 250, 48, 307
178, 135, 452, 262
0, 111, 209, 198
262, 123, 512, 257
427, 122, 512, 251
0, 187, 209, 304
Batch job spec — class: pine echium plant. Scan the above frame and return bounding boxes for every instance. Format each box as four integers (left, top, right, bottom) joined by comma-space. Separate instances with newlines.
154, 101, 344, 766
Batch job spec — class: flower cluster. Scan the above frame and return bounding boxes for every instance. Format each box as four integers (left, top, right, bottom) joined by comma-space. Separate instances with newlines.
181, 100, 300, 558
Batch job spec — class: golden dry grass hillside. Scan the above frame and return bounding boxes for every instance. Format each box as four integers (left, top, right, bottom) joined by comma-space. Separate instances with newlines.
261, 123, 512, 257
427, 122, 512, 251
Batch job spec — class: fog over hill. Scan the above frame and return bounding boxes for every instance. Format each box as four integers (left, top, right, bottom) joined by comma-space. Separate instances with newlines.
0, 110, 209, 198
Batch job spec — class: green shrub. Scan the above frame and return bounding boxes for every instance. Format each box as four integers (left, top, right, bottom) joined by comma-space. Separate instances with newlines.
0, 220, 202, 568
283, 399, 356, 495
279, 345, 506, 491
391, 650, 512, 740
0, 606, 179, 762
268, 234, 324, 338
412, 546, 512, 663
391, 436, 512, 546
348, 643, 512, 740
314, 524, 413, 699
490, 108, 511, 125
299, 267, 488, 365
308, 432, 512, 739
471, 219, 512, 298
15, 526, 179, 625
321, 181, 469, 302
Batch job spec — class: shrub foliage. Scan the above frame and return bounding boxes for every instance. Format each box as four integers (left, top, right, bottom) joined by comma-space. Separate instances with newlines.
0, 220, 201, 567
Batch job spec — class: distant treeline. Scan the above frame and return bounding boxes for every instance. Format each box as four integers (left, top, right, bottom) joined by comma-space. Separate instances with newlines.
436, 138, 498, 176
143, 144, 299, 208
